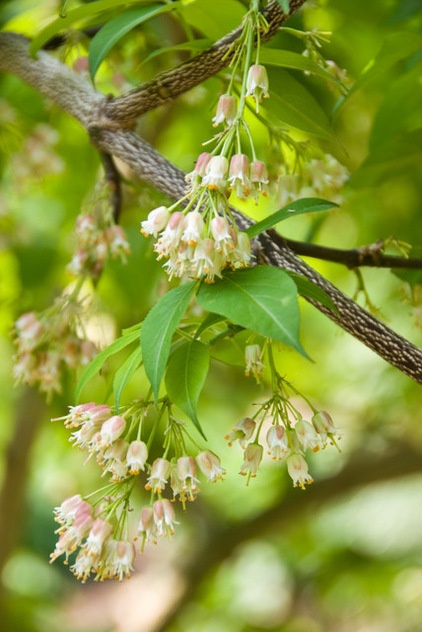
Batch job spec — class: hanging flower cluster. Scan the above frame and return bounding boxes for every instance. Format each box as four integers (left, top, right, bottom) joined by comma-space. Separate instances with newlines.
67, 185, 130, 279
50, 401, 225, 582
228, 347, 341, 487
141, 3, 273, 282
13, 294, 97, 398
276, 153, 349, 207
227, 404, 340, 488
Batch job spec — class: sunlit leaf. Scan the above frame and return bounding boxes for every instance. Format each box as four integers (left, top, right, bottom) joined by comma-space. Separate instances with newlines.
265, 69, 337, 141
346, 31, 422, 97
287, 273, 338, 313
260, 49, 341, 85
244, 198, 338, 238
30, 0, 171, 55
197, 267, 306, 356
141, 281, 197, 401
113, 345, 143, 411
165, 340, 209, 438
89, 4, 174, 80
75, 327, 140, 402
179, 0, 245, 40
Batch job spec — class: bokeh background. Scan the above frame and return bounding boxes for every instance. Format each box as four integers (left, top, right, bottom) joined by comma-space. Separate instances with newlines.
1, 1, 421, 631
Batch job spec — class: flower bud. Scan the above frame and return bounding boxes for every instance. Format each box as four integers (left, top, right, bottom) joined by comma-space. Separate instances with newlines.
286, 453, 313, 489
126, 440, 148, 474
239, 443, 263, 478
212, 94, 237, 127
266, 425, 290, 460
100, 415, 126, 445
141, 206, 170, 237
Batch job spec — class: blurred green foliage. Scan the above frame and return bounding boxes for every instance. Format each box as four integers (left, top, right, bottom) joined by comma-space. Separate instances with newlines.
0, 1, 421, 631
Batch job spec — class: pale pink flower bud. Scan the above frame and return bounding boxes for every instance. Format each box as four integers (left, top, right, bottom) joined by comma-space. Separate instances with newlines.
201, 155, 229, 191
212, 94, 237, 126
85, 518, 113, 556
232, 231, 251, 266
72, 511, 94, 540
286, 453, 313, 489
250, 160, 269, 197
312, 411, 335, 438
250, 160, 269, 184
192, 237, 224, 282
88, 404, 113, 425
193, 152, 212, 176
266, 425, 290, 460
229, 153, 251, 198
312, 410, 340, 449
210, 216, 234, 252
182, 211, 204, 246
155, 211, 185, 258
70, 420, 100, 449
126, 440, 148, 474
185, 152, 212, 186
239, 443, 263, 477
295, 419, 321, 452
138, 505, 155, 541
145, 457, 171, 492
225, 417, 256, 448
54, 494, 91, 524
196, 450, 226, 482
177, 456, 200, 501
102, 438, 129, 480
140, 206, 170, 237
153, 499, 177, 536
246, 64, 269, 109
100, 415, 126, 445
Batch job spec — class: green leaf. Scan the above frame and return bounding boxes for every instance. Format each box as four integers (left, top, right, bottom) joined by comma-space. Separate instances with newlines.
30, 0, 158, 55
179, 0, 244, 40
194, 312, 226, 338
287, 273, 338, 313
75, 327, 140, 402
141, 281, 197, 401
89, 4, 173, 80
265, 69, 337, 141
197, 267, 306, 356
350, 130, 422, 187
355, 31, 422, 91
244, 198, 338, 238
113, 345, 143, 411
165, 340, 209, 438
260, 49, 340, 86
369, 64, 422, 152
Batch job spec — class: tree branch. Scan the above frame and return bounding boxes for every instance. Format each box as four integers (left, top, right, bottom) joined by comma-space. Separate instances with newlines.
1, 7, 421, 383
101, 0, 307, 126
281, 236, 422, 270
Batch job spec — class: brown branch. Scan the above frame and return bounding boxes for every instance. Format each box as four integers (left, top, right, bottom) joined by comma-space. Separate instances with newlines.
100, 152, 122, 223
1, 6, 421, 382
0, 388, 45, 581
102, 0, 307, 126
281, 235, 422, 270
